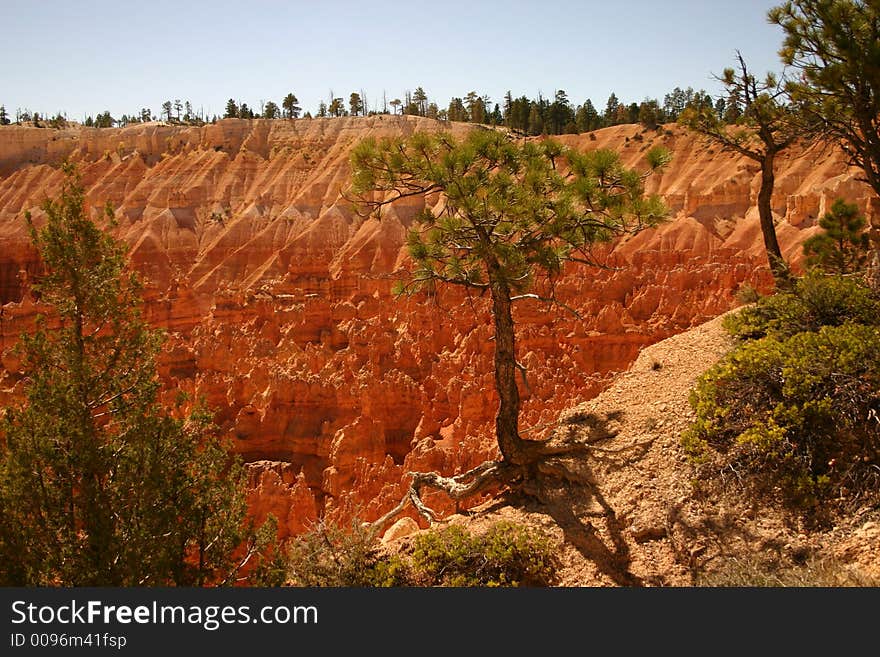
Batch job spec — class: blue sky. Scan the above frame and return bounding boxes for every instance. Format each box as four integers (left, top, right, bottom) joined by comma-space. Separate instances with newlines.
2, 0, 787, 121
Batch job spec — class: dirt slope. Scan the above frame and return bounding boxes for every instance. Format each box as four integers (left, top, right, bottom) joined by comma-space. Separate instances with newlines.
386, 311, 880, 586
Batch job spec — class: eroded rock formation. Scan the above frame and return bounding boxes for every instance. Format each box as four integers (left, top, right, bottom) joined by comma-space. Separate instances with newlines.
0, 117, 875, 535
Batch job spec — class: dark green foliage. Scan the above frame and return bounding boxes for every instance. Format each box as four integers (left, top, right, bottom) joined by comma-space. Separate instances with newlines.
352, 129, 668, 467
351, 130, 669, 300
349, 92, 364, 117
685, 274, 880, 512
282, 93, 300, 119
723, 272, 880, 340
575, 99, 601, 132
770, 0, 880, 198
328, 97, 346, 117
0, 165, 260, 586
93, 111, 114, 128
770, 1, 880, 288
639, 100, 662, 129
409, 521, 559, 587
263, 101, 280, 120
802, 198, 870, 274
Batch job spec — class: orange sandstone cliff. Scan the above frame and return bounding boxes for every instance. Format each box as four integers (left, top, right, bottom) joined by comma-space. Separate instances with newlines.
0, 117, 875, 536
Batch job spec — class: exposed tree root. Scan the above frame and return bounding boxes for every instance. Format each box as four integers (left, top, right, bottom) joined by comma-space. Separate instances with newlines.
368, 460, 512, 538
367, 429, 657, 539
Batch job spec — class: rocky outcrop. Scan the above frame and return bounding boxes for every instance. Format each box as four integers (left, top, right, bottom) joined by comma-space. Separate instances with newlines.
0, 118, 875, 531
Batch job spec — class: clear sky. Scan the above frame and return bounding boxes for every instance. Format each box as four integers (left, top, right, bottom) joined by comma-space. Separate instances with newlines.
2, 0, 788, 122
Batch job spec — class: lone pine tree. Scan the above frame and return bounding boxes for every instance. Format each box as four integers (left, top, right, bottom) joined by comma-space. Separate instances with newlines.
0, 165, 261, 586
350, 129, 669, 530
680, 52, 807, 287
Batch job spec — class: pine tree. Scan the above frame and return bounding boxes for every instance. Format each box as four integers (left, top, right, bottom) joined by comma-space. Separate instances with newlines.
264, 101, 280, 119
328, 98, 346, 117
446, 97, 466, 122
803, 198, 870, 274
350, 131, 669, 533
770, 0, 880, 287
527, 103, 544, 135
465, 91, 486, 123
0, 165, 264, 586
575, 99, 601, 132
349, 92, 364, 116
548, 90, 574, 135
680, 52, 807, 286
604, 93, 620, 125
639, 99, 661, 129
412, 87, 428, 116
282, 93, 300, 119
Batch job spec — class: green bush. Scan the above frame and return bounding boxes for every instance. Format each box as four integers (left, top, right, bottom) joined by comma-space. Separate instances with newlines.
284, 519, 410, 587
409, 520, 559, 587
724, 272, 880, 341
283, 518, 559, 587
684, 320, 880, 510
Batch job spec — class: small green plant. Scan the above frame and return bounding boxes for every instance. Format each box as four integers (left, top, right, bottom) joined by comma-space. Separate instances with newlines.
284, 519, 409, 587
734, 282, 761, 304
409, 520, 559, 587
803, 198, 870, 275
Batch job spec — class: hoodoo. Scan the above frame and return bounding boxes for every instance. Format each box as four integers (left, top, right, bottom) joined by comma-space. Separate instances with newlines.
0, 117, 875, 534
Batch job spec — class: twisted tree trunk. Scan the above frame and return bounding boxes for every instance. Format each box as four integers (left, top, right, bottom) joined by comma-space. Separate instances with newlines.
757, 149, 790, 287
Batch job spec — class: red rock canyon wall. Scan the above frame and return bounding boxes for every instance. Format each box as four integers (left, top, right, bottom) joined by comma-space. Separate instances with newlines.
0, 117, 876, 534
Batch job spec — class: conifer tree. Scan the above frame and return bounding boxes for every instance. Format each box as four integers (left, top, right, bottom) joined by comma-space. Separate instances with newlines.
575, 99, 600, 132
264, 101, 280, 119
350, 130, 669, 530
282, 93, 300, 119
349, 92, 364, 116
769, 0, 880, 286
412, 87, 428, 116
604, 93, 620, 125
803, 198, 870, 273
0, 166, 263, 586
680, 52, 807, 286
